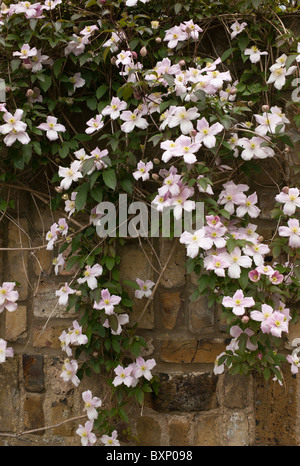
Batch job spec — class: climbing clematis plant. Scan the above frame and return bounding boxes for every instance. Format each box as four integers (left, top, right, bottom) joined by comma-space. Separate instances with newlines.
0, 0, 300, 446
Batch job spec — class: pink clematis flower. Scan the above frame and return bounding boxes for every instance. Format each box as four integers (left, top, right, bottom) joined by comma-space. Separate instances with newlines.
279, 218, 300, 248
93, 289, 122, 315
195, 117, 223, 148
244, 45, 268, 63
100, 429, 120, 446
135, 278, 155, 299
248, 269, 261, 282
172, 134, 201, 164
56, 283, 76, 306
102, 96, 127, 120
112, 364, 134, 387
180, 228, 213, 258
77, 264, 103, 290
133, 160, 153, 181
236, 192, 261, 218
58, 160, 83, 190
205, 254, 230, 277
37, 116, 66, 140
82, 390, 102, 421
230, 21, 247, 39
76, 420, 97, 446
0, 109, 30, 146
120, 109, 149, 133
167, 106, 200, 134
275, 188, 300, 216
85, 114, 104, 134
0, 338, 14, 363
171, 186, 195, 220
222, 289, 255, 315
220, 247, 252, 279
60, 358, 80, 386
131, 357, 156, 381
13, 43, 37, 59
0, 282, 19, 313
250, 303, 274, 333
287, 353, 300, 374
68, 321, 88, 346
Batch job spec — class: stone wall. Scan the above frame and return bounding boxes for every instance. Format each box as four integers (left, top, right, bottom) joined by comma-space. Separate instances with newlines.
0, 13, 300, 449
0, 180, 299, 447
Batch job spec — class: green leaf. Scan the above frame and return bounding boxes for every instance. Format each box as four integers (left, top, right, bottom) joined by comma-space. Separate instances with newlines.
103, 169, 117, 190
39, 74, 52, 92
75, 182, 90, 211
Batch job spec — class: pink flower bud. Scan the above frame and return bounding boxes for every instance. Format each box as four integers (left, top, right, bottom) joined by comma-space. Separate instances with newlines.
179, 59, 186, 67
262, 105, 269, 112
241, 315, 249, 324
155, 37, 162, 43
131, 51, 138, 59
282, 186, 289, 194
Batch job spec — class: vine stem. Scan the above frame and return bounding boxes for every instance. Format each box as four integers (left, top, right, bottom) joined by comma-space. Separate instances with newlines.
0, 414, 87, 438
138, 241, 177, 324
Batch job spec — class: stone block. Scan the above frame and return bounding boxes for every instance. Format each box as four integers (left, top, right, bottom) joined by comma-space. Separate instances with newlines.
31, 238, 54, 276
188, 293, 215, 334
119, 242, 155, 329
159, 239, 186, 289
152, 372, 218, 412
7, 218, 30, 300
222, 373, 252, 410
159, 291, 183, 329
254, 366, 297, 446
23, 393, 45, 434
168, 416, 191, 446
23, 354, 45, 393
33, 281, 76, 318
160, 338, 226, 364
0, 357, 19, 432
5, 305, 27, 341
223, 411, 251, 446
50, 399, 75, 436
32, 325, 66, 349
135, 415, 162, 446
193, 413, 221, 446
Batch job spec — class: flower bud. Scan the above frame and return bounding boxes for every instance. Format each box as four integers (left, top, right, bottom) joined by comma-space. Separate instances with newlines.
262, 104, 269, 112
110, 56, 117, 65
55, 186, 63, 193
153, 158, 160, 165
62, 194, 69, 200
155, 37, 162, 43
73, 26, 79, 33
190, 129, 197, 138
140, 46, 147, 57
131, 51, 138, 59
247, 100, 254, 107
282, 186, 289, 194
179, 59, 186, 67
75, 290, 82, 296
152, 173, 159, 181
26, 89, 34, 97
241, 315, 249, 324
